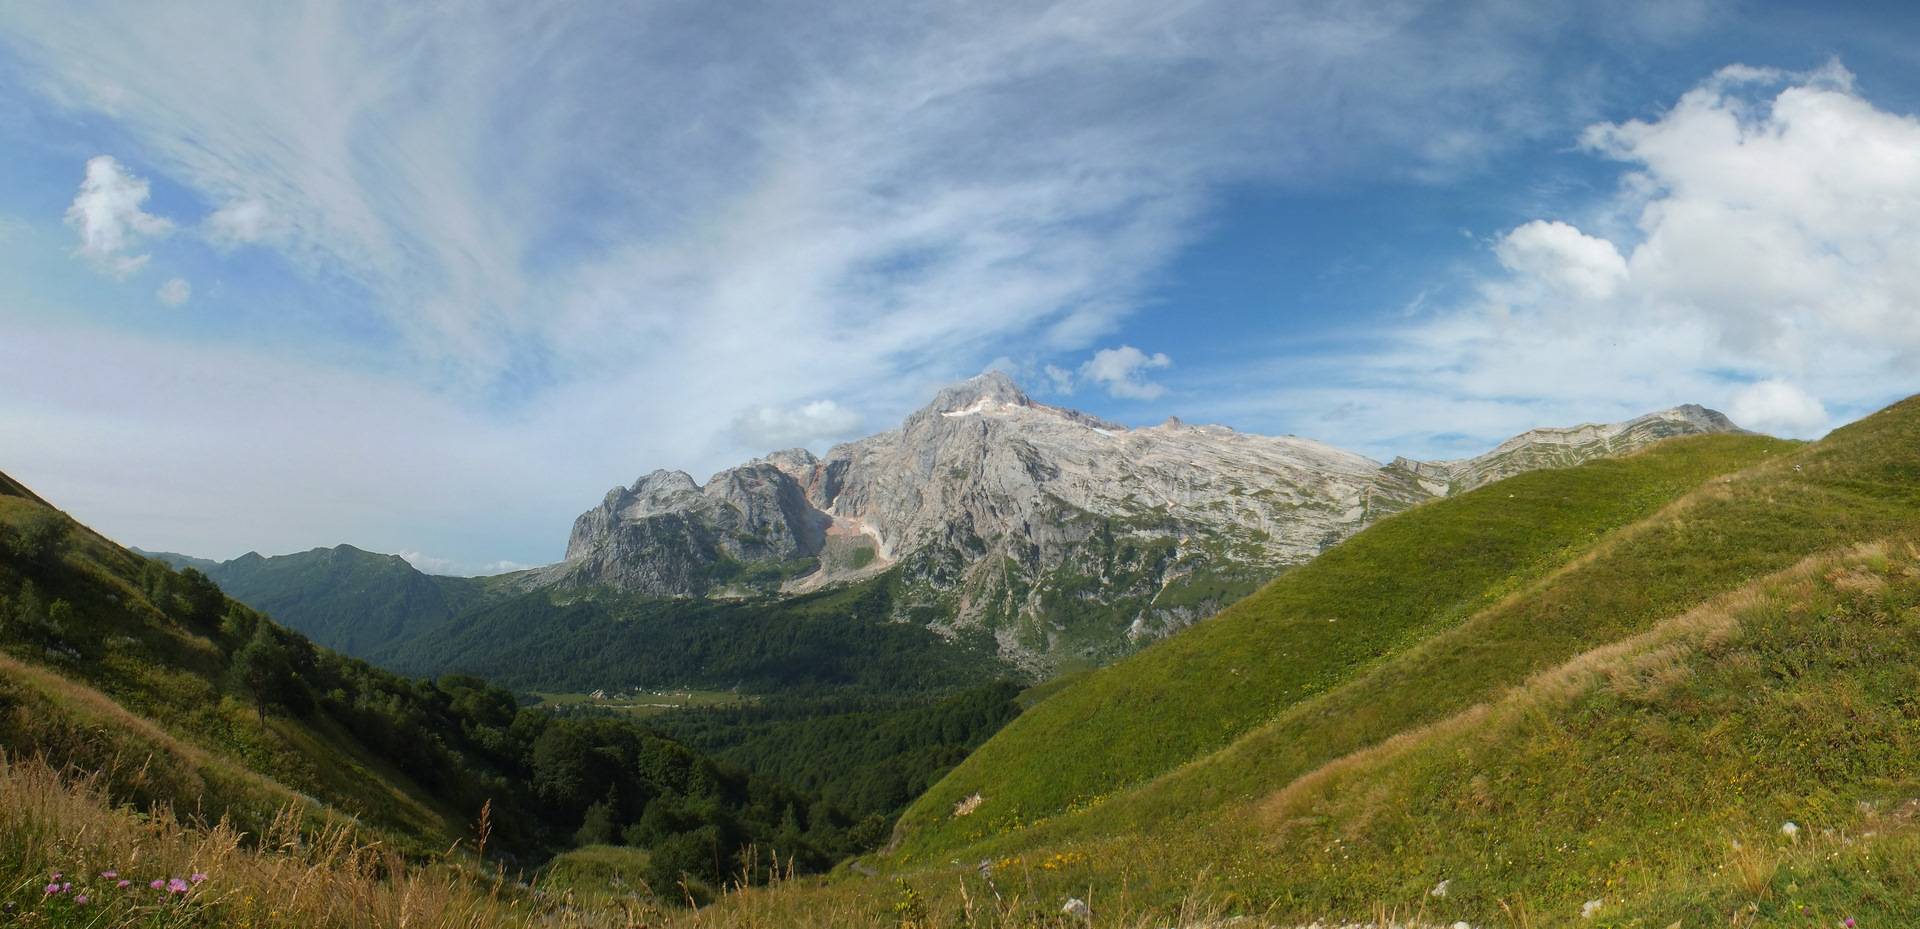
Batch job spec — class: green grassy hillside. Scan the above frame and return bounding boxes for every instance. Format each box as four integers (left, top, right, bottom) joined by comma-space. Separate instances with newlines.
775, 396, 1920, 926
894, 431, 1792, 855
714, 541, 1920, 927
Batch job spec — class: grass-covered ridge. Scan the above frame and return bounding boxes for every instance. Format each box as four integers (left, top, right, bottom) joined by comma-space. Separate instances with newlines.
896, 431, 1792, 855
684, 539, 1920, 927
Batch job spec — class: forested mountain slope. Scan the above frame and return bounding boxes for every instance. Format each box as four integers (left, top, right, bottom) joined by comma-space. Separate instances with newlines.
0, 470, 894, 895
140, 544, 495, 654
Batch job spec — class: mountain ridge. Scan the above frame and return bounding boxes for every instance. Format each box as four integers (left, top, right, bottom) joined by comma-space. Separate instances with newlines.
547, 372, 1747, 671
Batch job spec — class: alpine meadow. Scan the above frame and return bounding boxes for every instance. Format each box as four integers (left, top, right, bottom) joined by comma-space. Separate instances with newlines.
8, 2, 1920, 928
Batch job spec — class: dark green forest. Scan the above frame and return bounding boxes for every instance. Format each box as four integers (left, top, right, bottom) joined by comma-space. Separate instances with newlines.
644, 682, 1024, 818
152, 546, 1018, 700
141, 544, 489, 655
372, 576, 1010, 697
0, 491, 901, 898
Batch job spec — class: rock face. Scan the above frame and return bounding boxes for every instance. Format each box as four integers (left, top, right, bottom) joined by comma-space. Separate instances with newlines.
543, 373, 1744, 673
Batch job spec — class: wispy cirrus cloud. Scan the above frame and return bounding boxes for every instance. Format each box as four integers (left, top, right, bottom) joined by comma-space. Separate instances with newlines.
3, 1, 1706, 392
0, 0, 1732, 566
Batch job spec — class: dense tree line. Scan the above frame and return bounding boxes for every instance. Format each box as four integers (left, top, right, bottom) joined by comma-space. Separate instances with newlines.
207, 603, 887, 893
373, 576, 1009, 697
644, 682, 1024, 819
0, 497, 881, 901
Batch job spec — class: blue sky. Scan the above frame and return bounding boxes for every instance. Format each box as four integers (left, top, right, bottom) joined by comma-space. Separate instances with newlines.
5, 1, 1920, 573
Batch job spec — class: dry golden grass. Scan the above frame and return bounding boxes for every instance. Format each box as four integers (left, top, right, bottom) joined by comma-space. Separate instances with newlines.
0, 754, 643, 929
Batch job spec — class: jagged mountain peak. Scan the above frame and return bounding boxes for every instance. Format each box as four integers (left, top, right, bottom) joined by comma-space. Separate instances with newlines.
903, 371, 1124, 433
927, 370, 1031, 413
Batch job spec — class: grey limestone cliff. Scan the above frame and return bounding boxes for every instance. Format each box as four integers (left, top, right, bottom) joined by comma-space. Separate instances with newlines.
539, 373, 1744, 673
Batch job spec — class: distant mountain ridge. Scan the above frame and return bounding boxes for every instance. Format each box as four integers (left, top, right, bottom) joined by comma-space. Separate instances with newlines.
1386, 403, 1747, 495
150, 380, 1746, 683
547, 373, 1747, 672
138, 543, 490, 655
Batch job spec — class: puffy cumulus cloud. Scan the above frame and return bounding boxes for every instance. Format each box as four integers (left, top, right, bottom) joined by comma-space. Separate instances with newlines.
65, 155, 172, 276
730, 400, 865, 451
1080, 345, 1171, 400
205, 199, 274, 247
1581, 62, 1920, 361
1728, 378, 1828, 438
1492, 220, 1627, 301
156, 278, 190, 306
1341, 63, 1920, 449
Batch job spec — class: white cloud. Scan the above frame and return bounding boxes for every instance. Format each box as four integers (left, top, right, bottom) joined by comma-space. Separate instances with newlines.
64, 155, 171, 276
1493, 220, 1628, 301
206, 198, 273, 247
1265, 62, 1920, 458
1080, 345, 1171, 400
1, 1, 1705, 391
1728, 378, 1828, 437
156, 277, 190, 306
397, 550, 455, 574
0, 1, 1733, 564
399, 549, 530, 577
731, 400, 865, 451
1043, 364, 1075, 395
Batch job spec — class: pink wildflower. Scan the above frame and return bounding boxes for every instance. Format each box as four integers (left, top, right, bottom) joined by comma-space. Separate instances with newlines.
43, 884, 59, 895
117, 880, 131, 887
100, 871, 117, 880
75, 895, 88, 904
49, 873, 61, 881
61, 883, 70, 892
168, 878, 189, 894
151, 879, 165, 890
190, 873, 207, 883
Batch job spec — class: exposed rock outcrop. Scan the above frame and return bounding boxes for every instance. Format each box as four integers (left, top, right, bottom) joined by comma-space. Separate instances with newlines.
539, 373, 1745, 672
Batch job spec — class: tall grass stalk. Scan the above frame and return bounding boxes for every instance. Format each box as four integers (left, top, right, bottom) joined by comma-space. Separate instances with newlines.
0, 753, 600, 928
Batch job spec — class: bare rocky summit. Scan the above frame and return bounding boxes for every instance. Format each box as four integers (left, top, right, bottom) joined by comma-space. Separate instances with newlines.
538, 373, 1744, 673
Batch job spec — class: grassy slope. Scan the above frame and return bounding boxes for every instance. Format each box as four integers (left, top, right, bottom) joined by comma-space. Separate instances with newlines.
819, 396, 1920, 925
714, 542, 1920, 928
895, 431, 1791, 855
0, 490, 458, 848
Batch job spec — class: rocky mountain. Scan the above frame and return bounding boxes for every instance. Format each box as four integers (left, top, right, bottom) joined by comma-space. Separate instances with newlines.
1386, 403, 1746, 495
543, 373, 1746, 673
